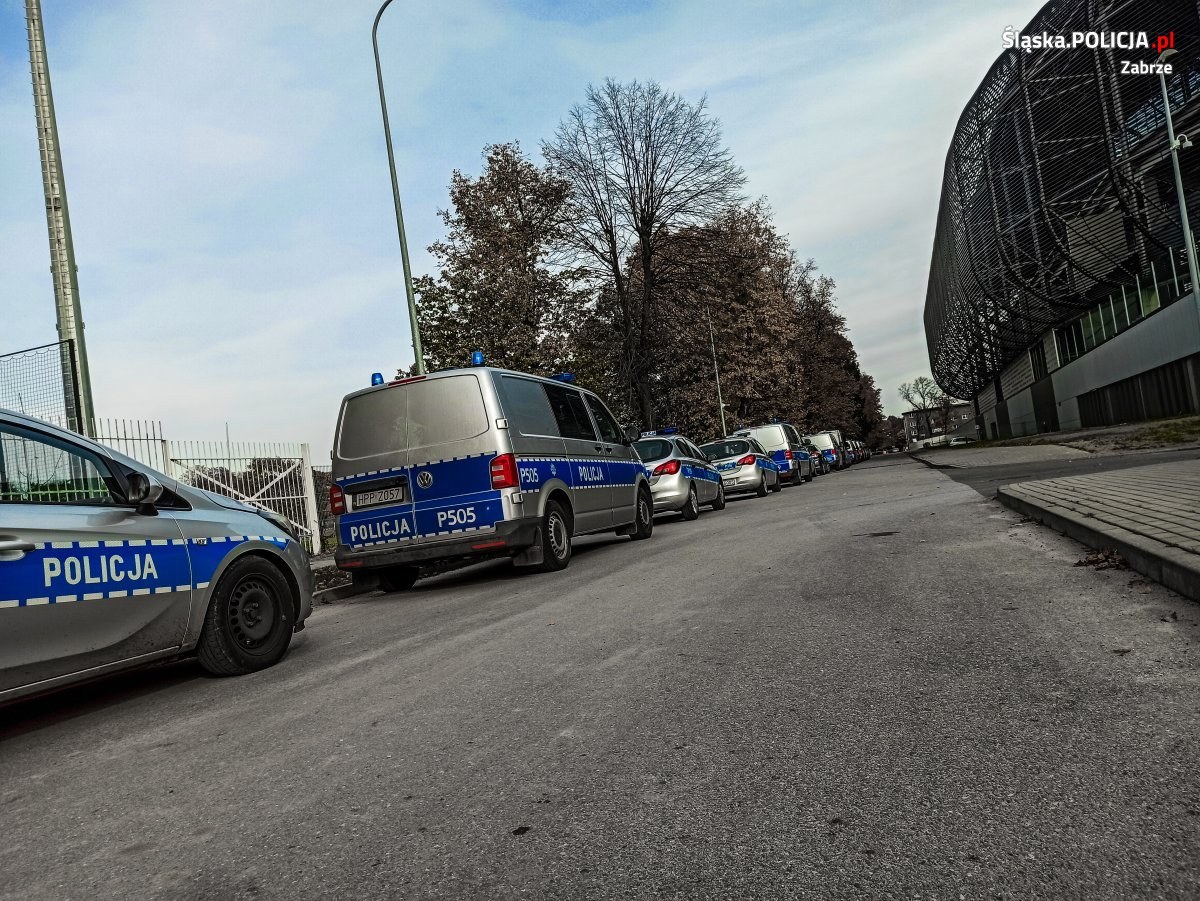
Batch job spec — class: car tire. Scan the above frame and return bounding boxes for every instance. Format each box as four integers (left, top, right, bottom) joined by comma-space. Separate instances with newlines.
710, 483, 726, 511
377, 566, 420, 592
804, 468, 814, 483
756, 475, 769, 498
197, 556, 296, 677
771, 474, 783, 493
631, 486, 655, 540
532, 499, 572, 572
681, 483, 700, 520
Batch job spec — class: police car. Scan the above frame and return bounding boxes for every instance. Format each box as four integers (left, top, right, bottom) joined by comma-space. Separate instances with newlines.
0, 409, 314, 705
331, 361, 654, 590
698, 436, 781, 497
731, 422, 814, 486
632, 429, 725, 518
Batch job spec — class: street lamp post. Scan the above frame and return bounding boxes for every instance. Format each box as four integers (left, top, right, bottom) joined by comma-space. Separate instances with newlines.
705, 307, 728, 436
1159, 49, 1199, 302
372, 0, 425, 375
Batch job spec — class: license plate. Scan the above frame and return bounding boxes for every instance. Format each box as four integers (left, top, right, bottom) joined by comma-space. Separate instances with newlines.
352, 486, 405, 508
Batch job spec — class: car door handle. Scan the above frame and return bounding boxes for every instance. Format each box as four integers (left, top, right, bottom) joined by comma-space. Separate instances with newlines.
0, 540, 37, 555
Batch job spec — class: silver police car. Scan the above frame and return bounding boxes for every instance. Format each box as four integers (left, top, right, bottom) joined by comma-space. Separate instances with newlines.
632, 429, 725, 518
699, 436, 781, 497
0, 409, 314, 705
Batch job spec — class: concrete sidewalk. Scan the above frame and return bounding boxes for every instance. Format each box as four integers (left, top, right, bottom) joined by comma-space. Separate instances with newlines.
997, 460, 1200, 601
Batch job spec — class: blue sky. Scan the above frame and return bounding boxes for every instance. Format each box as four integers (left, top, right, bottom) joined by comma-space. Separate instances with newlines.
0, 0, 1042, 455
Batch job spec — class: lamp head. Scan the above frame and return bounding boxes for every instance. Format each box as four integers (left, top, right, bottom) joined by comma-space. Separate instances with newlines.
1160, 47, 1179, 64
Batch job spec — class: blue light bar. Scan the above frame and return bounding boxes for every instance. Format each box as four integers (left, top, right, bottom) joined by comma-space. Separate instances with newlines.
552, 373, 575, 383
471, 350, 485, 366
371, 372, 385, 386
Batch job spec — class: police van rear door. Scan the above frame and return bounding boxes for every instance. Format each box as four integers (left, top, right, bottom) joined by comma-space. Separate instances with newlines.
335, 373, 501, 549
0, 421, 192, 694
404, 374, 502, 543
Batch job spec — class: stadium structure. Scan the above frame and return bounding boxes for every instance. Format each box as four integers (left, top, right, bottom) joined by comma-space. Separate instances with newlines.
924, 0, 1200, 438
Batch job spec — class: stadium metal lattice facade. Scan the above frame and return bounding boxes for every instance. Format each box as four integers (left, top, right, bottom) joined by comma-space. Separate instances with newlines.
925, 0, 1200, 402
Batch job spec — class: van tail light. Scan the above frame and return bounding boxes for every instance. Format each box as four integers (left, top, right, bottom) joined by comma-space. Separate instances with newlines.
329, 484, 346, 515
737, 454, 757, 466
652, 459, 681, 476
784, 449, 793, 460
491, 453, 519, 489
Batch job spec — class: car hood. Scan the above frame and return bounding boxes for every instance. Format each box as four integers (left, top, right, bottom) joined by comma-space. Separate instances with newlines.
193, 487, 260, 514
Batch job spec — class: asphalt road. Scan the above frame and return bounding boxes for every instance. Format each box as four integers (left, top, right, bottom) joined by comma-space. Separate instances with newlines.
3, 457, 1200, 900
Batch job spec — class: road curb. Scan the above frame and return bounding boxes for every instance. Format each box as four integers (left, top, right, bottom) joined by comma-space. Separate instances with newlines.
314, 582, 373, 604
996, 484, 1200, 602
907, 452, 960, 470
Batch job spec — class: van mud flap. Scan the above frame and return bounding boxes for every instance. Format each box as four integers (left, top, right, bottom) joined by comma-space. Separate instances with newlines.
512, 527, 544, 567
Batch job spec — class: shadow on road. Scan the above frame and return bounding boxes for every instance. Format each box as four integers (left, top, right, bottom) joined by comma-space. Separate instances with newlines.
0, 659, 203, 741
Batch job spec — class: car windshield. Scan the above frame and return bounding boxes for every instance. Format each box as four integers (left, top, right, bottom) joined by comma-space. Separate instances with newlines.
700, 439, 750, 460
632, 438, 673, 462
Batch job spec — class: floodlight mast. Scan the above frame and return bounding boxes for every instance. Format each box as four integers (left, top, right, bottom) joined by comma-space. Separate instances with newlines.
26, 0, 95, 435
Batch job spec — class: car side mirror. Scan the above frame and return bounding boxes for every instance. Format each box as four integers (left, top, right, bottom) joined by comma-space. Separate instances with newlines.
622, 425, 639, 445
126, 471, 164, 516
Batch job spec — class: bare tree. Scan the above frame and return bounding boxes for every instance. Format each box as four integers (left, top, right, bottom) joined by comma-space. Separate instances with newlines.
543, 79, 745, 426
898, 376, 944, 440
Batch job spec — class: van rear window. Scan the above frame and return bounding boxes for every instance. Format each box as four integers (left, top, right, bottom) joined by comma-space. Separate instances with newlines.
337, 375, 488, 459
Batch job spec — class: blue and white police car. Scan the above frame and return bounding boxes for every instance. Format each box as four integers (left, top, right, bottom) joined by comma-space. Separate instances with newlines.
698, 436, 781, 497
632, 429, 725, 518
0, 409, 314, 705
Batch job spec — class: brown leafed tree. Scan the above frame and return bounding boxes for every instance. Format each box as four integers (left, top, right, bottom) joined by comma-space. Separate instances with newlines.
414, 142, 587, 374
543, 79, 746, 426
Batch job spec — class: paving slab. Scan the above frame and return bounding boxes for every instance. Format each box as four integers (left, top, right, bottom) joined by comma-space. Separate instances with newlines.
997, 459, 1200, 601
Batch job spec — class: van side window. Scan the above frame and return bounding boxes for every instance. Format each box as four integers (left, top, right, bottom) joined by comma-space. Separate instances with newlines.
544, 385, 597, 441
584, 395, 623, 444
499, 376, 560, 437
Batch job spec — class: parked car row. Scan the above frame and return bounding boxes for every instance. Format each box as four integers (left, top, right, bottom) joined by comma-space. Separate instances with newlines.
0, 358, 879, 704
330, 362, 879, 594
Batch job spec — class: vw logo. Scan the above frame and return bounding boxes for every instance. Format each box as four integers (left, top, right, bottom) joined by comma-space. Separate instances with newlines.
416, 471, 434, 490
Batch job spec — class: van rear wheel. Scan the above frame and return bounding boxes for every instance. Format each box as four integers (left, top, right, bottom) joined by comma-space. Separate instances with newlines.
631, 486, 654, 540
532, 500, 572, 572
377, 566, 419, 592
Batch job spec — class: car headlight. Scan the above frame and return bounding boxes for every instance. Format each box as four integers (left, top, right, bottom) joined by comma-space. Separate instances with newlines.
257, 508, 300, 543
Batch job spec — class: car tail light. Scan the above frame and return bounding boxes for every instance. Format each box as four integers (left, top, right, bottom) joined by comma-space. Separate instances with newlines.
652, 459, 681, 476
737, 454, 756, 466
785, 449, 793, 460
329, 484, 346, 515
491, 453, 518, 489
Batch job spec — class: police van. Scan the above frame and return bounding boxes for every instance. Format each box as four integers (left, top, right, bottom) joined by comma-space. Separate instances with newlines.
331, 364, 655, 590
0, 409, 314, 704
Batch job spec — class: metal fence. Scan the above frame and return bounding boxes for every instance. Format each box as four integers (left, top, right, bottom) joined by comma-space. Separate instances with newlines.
0, 340, 82, 432
93, 419, 324, 555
